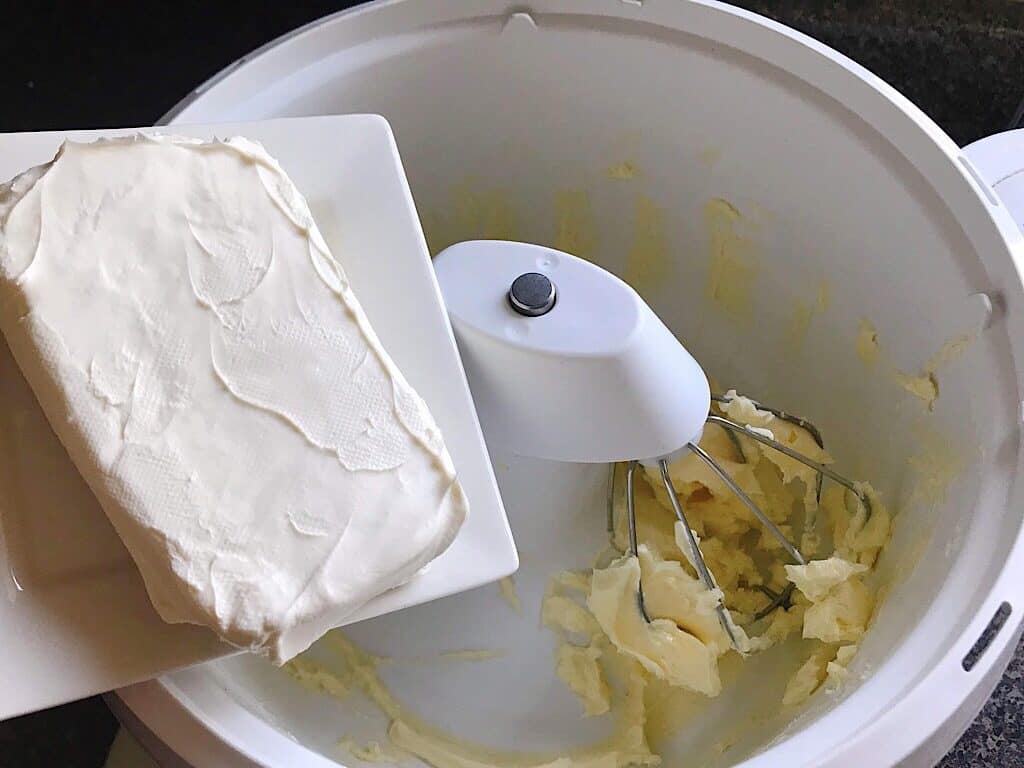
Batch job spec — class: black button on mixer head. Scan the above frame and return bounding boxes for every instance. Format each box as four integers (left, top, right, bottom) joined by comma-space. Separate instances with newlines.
508, 272, 556, 317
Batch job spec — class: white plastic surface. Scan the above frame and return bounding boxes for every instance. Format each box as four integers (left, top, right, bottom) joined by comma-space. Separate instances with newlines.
965, 129, 1024, 228
0, 115, 516, 720
115, 2, 1024, 767
434, 241, 710, 463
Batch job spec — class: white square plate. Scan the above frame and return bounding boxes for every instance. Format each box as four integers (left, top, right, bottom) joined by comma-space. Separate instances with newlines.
0, 115, 517, 719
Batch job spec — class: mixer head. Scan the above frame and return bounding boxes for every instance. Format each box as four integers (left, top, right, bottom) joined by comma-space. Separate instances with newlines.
435, 240, 872, 645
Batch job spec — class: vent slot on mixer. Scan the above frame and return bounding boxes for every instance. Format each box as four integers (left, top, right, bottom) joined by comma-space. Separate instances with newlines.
962, 601, 1013, 671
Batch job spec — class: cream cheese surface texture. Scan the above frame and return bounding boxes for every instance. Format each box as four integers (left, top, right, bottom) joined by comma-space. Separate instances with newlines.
0, 135, 468, 663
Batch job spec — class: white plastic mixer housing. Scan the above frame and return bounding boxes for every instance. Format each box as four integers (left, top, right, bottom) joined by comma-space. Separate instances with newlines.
434, 240, 711, 465
107, 2, 1024, 767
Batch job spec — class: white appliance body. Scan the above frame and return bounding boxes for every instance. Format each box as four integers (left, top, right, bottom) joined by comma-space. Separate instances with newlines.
111, 2, 1024, 766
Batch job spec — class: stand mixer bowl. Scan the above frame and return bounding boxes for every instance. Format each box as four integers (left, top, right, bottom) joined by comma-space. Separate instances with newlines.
112, 2, 1024, 766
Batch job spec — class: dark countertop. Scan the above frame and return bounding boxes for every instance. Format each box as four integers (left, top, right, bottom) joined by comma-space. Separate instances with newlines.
0, 2, 1021, 766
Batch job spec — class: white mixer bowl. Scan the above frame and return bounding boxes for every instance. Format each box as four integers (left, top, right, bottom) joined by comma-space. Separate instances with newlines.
113, 1, 1024, 766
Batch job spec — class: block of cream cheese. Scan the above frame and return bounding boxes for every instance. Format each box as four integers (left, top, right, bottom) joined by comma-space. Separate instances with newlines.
0, 133, 468, 663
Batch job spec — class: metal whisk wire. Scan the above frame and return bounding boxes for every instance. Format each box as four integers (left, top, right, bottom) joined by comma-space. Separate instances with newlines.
705, 414, 873, 519
608, 393, 873, 643
623, 461, 651, 622
711, 393, 826, 503
658, 459, 741, 648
